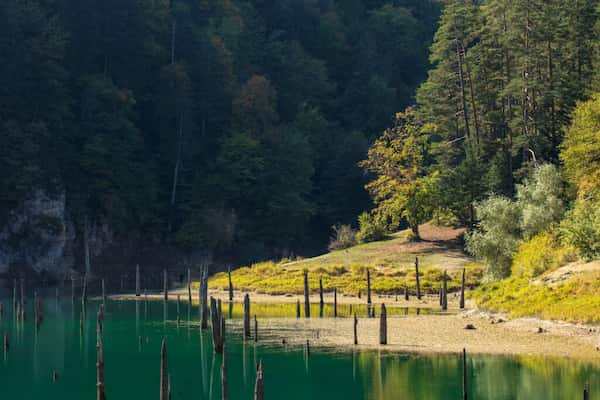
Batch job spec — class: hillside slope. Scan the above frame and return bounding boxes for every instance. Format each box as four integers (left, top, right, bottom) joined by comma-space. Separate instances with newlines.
209, 224, 483, 296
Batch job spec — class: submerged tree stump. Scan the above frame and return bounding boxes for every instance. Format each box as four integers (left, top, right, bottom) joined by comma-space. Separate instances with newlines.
254, 315, 258, 343
319, 277, 324, 318
136, 264, 141, 297
211, 297, 226, 353
460, 268, 466, 309
303, 271, 310, 319
254, 361, 264, 400
379, 304, 387, 345
334, 287, 338, 318
187, 268, 192, 304
243, 294, 251, 338
160, 338, 167, 400
228, 266, 234, 302
367, 269, 372, 305
415, 257, 421, 300
442, 270, 448, 311
163, 269, 168, 301
96, 315, 106, 400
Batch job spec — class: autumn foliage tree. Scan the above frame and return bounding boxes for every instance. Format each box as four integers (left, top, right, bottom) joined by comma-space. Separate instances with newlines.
360, 108, 440, 241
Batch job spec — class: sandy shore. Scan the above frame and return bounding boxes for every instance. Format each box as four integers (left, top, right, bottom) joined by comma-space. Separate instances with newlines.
111, 288, 600, 361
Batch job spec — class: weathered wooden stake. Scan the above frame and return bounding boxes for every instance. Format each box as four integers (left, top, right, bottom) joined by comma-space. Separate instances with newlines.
136, 264, 141, 297
353, 314, 358, 345
228, 266, 234, 302
254, 361, 264, 400
367, 269, 372, 305
222, 344, 228, 400
460, 268, 466, 309
442, 270, 448, 311
296, 299, 300, 319
243, 294, 251, 338
319, 277, 324, 318
96, 315, 106, 400
163, 269, 168, 301
333, 287, 338, 318
303, 271, 310, 318
379, 304, 387, 345
160, 338, 167, 400
415, 257, 421, 300
461, 348, 468, 400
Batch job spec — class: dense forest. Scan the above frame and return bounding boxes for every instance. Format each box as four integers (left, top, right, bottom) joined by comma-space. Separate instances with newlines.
358, 0, 600, 278
2, 0, 599, 278
0, 0, 441, 269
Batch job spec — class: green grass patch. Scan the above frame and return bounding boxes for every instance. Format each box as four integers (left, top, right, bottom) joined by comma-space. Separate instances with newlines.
470, 272, 600, 324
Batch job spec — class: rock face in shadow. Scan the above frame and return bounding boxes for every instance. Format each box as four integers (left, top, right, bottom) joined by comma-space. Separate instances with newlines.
0, 190, 76, 279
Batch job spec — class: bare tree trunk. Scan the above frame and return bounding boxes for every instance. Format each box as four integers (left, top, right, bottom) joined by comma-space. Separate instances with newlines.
303, 271, 310, 318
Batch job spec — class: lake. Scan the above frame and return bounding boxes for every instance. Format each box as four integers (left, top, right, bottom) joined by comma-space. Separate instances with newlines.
0, 296, 598, 399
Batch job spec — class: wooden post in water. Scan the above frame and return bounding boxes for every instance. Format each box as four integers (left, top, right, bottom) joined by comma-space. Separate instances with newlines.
254, 315, 258, 343
333, 287, 338, 318
296, 299, 300, 319
163, 269, 168, 301
319, 277, 324, 318
254, 361, 264, 400
462, 348, 468, 400
243, 294, 251, 338
96, 312, 106, 400
187, 268, 192, 304
222, 344, 228, 400
353, 314, 358, 345
415, 257, 421, 300
379, 304, 387, 345
303, 271, 310, 318
367, 269, 372, 305
160, 338, 167, 400
136, 265, 141, 297
101, 279, 106, 302
442, 270, 448, 311
228, 266, 234, 302
460, 268, 466, 309
584, 383, 590, 400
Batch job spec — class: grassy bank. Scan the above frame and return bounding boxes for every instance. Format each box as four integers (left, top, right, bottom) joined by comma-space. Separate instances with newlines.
208, 224, 484, 296
470, 262, 600, 324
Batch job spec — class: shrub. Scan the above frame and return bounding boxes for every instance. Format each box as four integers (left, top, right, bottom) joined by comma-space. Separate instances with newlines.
328, 224, 357, 250
466, 196, 521, 279
516, 164, 565, 240
512, 231, 577, 278
561, 199, 600, 261
356, 212, 387, 243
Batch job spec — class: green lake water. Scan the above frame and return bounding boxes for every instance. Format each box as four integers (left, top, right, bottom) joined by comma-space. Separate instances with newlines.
0, 295, 599, 399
